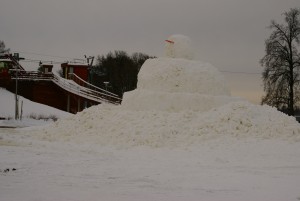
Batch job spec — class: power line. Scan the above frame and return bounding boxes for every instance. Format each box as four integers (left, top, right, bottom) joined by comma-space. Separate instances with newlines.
220, 70, 261, 75
22, 59, 261, 75
22, 59, 64, 64
13, 50, 262, 75
13, 50, 81, 60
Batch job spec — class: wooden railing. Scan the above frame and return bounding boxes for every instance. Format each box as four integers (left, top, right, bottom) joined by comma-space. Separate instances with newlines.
10, 69, 53, 80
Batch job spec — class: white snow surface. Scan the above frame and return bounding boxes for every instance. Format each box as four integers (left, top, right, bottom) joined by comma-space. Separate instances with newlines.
1, 51, 300, 200
122, 58, 240, 112
0, 87, 71, 127
36, 101, 300, 148
135, 58, 229, 95
0, 87, 69, 119
1, 129, 300, 201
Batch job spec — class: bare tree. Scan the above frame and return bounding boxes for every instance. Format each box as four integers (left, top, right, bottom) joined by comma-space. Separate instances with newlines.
261, 8, 300, 115
0, 40, 10, 53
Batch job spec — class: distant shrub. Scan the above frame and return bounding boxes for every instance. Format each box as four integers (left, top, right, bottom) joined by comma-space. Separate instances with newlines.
27, 113, 58, 121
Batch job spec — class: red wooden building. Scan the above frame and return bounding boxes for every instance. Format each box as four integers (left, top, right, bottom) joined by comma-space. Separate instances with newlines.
0, 55, 120, 114
61, 62, 89, 81
0, 58, 14, 86
39, 64, 53, 74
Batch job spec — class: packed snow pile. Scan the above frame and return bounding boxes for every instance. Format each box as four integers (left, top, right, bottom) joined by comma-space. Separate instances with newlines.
122, 58, 241, 112
34, 35, 300, 147
134, 58, 228, 94
37, 101, 300, 147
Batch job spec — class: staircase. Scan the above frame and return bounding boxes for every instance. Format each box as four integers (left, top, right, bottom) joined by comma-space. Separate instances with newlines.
52, 73, 121, 104
10, 70, 121, 105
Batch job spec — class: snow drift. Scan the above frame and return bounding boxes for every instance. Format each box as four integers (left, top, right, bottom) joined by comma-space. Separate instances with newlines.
35, 35, 300, 147
37, 101, 300, 147
0, 87, 71, 127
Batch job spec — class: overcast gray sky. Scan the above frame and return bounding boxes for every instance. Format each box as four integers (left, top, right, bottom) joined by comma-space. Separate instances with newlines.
1, 0, 299, 103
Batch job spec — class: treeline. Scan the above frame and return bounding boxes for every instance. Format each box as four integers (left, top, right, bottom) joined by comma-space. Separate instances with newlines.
89, 50, 155, 97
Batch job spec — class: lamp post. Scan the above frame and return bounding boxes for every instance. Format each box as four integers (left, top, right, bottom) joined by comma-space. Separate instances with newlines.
13, 53, 24, 120
15, 67, 19, 120
103, 81, 109, 91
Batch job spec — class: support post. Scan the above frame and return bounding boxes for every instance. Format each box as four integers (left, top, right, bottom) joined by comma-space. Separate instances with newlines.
67, 94, 70, 113
15, 69, 19, 120
77, 98, 81, 113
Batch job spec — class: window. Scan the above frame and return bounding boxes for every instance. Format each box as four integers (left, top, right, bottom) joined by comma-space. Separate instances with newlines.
0, 62, 4, 68
0, 61, 12, 69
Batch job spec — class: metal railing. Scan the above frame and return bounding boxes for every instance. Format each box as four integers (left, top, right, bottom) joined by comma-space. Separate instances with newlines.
10, 69, 53, 81
10, 70, 121, 105
68, 73, 120, 99
52, 74, 121, 104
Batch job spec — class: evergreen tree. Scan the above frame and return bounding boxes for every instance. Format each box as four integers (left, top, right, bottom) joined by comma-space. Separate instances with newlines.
91, 51, 154, 96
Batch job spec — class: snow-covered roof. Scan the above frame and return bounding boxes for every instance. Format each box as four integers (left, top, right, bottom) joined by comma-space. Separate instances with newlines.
0, 59, 13, 62
61, 62, 89, 67
67, 62, 88, 66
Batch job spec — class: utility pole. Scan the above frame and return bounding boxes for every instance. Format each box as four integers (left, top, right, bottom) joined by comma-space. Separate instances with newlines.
13, 53, 24, 120
15, 66, 19, 120
84, 55, 94, 67
85, 55, 95, 85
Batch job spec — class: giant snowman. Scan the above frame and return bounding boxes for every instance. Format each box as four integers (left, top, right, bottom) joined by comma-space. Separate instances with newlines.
38, 34, 300, 147
122, 34, 240, 112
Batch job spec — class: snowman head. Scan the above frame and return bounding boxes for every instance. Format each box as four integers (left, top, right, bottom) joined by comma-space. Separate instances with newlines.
164, 34, 194, 60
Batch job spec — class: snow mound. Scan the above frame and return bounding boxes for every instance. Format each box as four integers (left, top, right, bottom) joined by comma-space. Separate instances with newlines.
32, 35, 300, 147
164, 34, 194, 60
196, 101, 300, 140
37, 101, 300, 147
122, 90, 241, 112
136, 58, 229, 94
122, 58, 239, 112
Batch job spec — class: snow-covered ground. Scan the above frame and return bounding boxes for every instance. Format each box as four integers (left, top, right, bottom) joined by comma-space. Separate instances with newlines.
1, 35, 300, 200
0, 128, 300, 201
0, 87, 71, 127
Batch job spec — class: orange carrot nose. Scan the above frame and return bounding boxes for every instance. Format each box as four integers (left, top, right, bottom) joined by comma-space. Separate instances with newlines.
165, 40, 174, 44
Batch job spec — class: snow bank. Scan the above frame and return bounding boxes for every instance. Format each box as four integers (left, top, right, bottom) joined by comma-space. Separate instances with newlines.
36, 101, 300, 148
195, 101, 300, 139
0, 87, 69, 119
0, 87, 71, 127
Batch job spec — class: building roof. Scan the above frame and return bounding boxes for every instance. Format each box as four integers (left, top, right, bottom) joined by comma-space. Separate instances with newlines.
61, 62, 89, 68
0, 59, 13, 62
